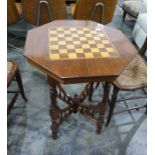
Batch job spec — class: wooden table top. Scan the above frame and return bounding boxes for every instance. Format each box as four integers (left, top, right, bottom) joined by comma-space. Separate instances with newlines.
24, 20, 137, 84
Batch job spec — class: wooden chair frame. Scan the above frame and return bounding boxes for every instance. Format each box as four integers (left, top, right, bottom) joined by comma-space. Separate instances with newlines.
89, 2, 104, 24
122, 8, 137, 22
70, 0, 118, 25
36, 0, 52, 26
106, 38, 147, 126
7, 61, 28, 115
22, 0, 67, 25
106, 85, 147, 126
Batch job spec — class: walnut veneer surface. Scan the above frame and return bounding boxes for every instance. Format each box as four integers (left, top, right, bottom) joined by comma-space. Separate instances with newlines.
24, 20, 137, 84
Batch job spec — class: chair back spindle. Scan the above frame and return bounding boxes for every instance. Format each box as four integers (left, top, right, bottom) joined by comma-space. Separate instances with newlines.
36, 0, 52, 26
22, 0, 67, 25
71, 0, 118, 24
89, 2, 104, 24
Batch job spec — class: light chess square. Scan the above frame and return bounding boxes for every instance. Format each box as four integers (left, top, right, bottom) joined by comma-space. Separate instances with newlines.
48, 27, 119, 60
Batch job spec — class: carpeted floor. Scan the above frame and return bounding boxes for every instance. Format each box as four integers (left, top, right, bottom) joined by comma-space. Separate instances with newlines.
7, 3, 146, 155
118, 0, 124, 7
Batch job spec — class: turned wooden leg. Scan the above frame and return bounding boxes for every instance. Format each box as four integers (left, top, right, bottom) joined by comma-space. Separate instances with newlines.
96, 82, 111, 134
123, 10, 127, 22
48, 77, 59, 139
16, 69, 28, 102
7, 91, 19, 115
88, 82, 94, 102
106, 86, 119, 127
95, 82, 100, 89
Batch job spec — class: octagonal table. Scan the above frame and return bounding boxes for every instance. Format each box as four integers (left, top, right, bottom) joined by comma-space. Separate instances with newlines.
24, 20, 137, 139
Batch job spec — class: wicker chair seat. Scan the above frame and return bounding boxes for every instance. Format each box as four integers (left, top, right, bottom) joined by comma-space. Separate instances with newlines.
114, 54, 147, 90
7, 61, 17, 86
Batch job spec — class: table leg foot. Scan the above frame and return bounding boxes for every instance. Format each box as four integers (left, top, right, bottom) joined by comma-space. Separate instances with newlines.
96, 118, 103, 134
52, 130, 58, 139
49, 107, 59, 139
96, 129, 101, 135
51, 122, 58, 139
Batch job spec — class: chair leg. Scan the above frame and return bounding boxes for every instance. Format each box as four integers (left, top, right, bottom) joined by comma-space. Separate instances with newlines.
123, 10, 127, 22
145, 104, 147, 114
7, 91, 19, 115
16, 69, 28, 102
106, 86, 119, 127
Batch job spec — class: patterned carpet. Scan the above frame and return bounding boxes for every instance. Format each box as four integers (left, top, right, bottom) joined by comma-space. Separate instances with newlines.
7, 3, 146, 155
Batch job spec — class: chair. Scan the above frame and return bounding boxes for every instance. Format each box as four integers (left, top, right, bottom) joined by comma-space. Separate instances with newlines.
106, 38, 147, 126
122, 0, 144, 21
88, 38, 147, 126
7, 61, 28, 115
21, 0, 67, 26
70, 0, 118, 24
132, 0, 147, 49
7, 0, 20, 24
7, 0, 23, 52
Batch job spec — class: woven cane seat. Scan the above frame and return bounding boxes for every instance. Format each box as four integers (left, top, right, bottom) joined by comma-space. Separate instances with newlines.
113, 54, 147, 90
7, 61, 17, 86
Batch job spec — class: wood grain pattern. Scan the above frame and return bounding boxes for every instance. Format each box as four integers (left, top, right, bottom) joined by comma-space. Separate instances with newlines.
21, 0, 67, 25
24, 20, 137, 84
7, 0, 19, 24
48, 26, 119, 60
70, 0, 118, 25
